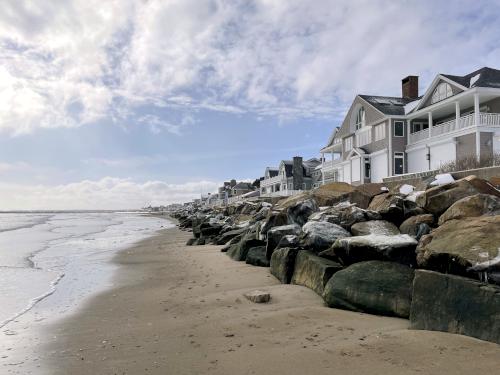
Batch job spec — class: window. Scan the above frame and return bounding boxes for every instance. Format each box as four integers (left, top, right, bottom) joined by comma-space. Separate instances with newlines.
431, 82, 453, 104
394, 121, 405, 137
374, 123, 386, 141
344, 136, 353, 151
411, 121, 428, 133
394, 152, 404, 175
355, 107, 365, 130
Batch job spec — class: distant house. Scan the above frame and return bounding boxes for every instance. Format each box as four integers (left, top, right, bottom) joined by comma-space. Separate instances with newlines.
260, 156, 322, 196
320, 67, 500, 185
231, 182, 255, 196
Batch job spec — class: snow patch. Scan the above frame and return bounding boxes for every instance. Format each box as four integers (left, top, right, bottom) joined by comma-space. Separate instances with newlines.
430, 173, 455, 186
404, 98, 421, 114
470, 73, 481, 87
406, 190, 424, 202
399, 184, 414, 195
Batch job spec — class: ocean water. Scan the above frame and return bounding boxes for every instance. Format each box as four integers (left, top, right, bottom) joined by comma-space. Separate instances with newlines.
0, 212, 173, 331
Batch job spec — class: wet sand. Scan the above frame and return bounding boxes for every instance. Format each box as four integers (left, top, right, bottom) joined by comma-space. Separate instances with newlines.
32, 226, 500, 374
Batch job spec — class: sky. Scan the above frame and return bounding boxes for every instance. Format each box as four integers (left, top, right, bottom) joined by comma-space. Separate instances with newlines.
1, 0, 500, 209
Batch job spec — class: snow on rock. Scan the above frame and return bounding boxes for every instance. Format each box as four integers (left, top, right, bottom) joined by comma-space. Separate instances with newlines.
470, 73, 481, 87
399, 184, 415, 195
380, 187, 389, 192
406, 191, 424, 202
430, 173, 455, 186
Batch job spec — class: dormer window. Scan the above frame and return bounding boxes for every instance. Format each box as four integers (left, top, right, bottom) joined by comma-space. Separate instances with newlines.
355, 107, 365, 130
431, 82, 453, 104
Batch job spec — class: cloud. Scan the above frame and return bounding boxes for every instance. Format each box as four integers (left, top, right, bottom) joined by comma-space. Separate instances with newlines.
2, 0, 500, 134
0, 177, 220, 210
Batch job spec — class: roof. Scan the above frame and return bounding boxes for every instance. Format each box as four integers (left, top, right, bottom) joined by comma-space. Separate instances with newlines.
441, 67, 500, 89
233, 182, 254, 190
358, 95, 415, 116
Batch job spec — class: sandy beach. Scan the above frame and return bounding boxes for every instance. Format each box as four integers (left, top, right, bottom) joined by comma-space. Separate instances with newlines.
22, 224, 499, 374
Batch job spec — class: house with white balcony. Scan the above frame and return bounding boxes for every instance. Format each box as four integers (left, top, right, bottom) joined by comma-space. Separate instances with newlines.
260, 156, 321, 196
320, 67, 500, 184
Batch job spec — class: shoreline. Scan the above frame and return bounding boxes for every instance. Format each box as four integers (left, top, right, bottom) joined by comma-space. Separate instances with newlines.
17, 224, 498, 374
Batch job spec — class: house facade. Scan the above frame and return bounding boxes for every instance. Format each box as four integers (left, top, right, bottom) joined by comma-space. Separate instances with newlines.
320, 67, 500, 184
260, 156, 322, 196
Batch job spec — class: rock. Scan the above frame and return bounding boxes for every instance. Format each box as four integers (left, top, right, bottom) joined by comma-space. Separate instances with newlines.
300, 221, 351, 252
276, 234, 300, 250
251, 206, 271, 223
368, 193, 407, 225
416, 175, 500, 215
350, 220, 400, 236
399, 214, 435, 237
215, 228, 246, 245
438, 194, 500, 225
291, 250, 343, 295
270, 247, 300, 284
410, 270, 500, 345
349, 183, 387, 209
245, 246, 270, 267
308, 202, 381, 229
311, 182, 355, 206
186, 237, 197, 246
227, 235, 266, 261
265, 224, 301, 259
324, 234, 418, 266
244, 290, 271, 303
199, 222, 223, 237
260, 211, 288, 237
286, 198, 318, 226
323, 261, 414, 318
416, 216, 500, 283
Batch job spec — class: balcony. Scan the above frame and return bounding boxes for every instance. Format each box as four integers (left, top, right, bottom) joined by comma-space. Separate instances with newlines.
408, 112, 500, 144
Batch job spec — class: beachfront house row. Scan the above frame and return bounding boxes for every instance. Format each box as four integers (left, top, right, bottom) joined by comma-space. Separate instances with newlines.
320, 67, 500, 184
260, 156, 322, 196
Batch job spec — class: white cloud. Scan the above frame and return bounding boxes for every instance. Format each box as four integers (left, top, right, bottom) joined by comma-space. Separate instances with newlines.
1, 0, 500, 134
0, 177, 220, 210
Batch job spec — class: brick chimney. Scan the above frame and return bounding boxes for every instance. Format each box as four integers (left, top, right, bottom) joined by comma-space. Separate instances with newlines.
402, 75, 419, 99
292, 156, 304, 190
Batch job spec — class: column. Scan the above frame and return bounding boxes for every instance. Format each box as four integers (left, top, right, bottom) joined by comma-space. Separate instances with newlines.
407, 119, 411, 142
428, 112, 433, 138
474, 93, 481, 161
455, 101, 460, 131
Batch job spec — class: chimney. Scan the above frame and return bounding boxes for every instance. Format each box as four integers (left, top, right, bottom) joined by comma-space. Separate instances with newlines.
402, 75, 419, 99
230, 179, 236, 187
292, 156, 304, 190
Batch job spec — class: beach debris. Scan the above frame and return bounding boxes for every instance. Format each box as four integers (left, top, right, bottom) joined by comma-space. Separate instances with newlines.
243, 290, 271, 303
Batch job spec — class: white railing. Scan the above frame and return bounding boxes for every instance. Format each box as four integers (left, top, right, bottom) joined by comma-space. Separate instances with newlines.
408, 128, 429, 144
409, 112, 500, 144
321, 159, 342, 171
480, 112, 500, 127
260, 175, 282, 187
261, 189, 303, 198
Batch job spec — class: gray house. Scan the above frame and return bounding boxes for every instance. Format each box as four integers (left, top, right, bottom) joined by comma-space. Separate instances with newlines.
320, 67, 500, 184
260, 156, 321, 196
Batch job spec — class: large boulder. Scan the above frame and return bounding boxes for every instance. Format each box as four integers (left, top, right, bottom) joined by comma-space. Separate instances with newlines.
265, 224, 301, 259
300, 221, 351, 252
350, 220, 400, 236
215, 228, 246, 245
245, 246, 270, 267
416, 216, 500, 283
260, 211, 288, 237
308, 202, 381, 230
286, 198, 318, 226
323, 234, 418, 266
227, 235, 266, 261
349, 183, 387, 209
416, 175, 500, 215
410, 270, 500, 345
368, 193, 407, 225
399, 214, 435, 237
291, 250, 343, 295
323, 261, 414, 318
438, 193, 500, 225
276, 234, 300, 250
270, 247, 300, 284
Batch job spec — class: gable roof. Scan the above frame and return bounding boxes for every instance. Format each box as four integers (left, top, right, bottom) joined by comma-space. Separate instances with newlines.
441, 67, 500, 89
358, 95, 414, 116
233, 182, 253, 190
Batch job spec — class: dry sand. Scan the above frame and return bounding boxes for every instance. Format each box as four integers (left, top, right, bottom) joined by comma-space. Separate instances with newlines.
34, 225, 500, 374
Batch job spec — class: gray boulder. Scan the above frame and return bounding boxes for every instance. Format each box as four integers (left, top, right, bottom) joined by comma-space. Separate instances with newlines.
276, 234, 300, 250
399, 214, 435, 237
286, 198, 318, 226
324, 234, 418, 266
227, 235, 266, 261
245, 246, 270, 267
308, 202, 381, 229
270, 247, 300, 284
350, 220, 399, 236
323, 261, 414, 318
291, 250, 343, 295
260, 211, 288, 237
300, 221, 351, 252
410, 270, 500, 345
215, 228, 246, 245
265, 224, 301, 259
